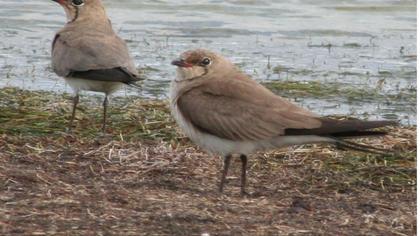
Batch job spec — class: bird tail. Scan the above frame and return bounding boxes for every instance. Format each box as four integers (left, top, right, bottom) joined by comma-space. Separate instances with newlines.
286, 119, 398, 156
328, 121, 398, 156
286, 119, 397, 137
332, 138, 394, 156
126, 81, 144, 90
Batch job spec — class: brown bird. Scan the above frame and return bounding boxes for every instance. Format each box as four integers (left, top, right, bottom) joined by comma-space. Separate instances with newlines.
170, 49, 397, 196
51, 0, 143, 132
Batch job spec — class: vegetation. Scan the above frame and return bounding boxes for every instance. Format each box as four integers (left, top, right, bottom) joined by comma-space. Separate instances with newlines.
0, 87, 416, 235
263, 80, 416, 104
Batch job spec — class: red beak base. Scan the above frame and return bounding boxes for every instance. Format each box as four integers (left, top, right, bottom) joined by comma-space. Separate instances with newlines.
52, 0, 66, 5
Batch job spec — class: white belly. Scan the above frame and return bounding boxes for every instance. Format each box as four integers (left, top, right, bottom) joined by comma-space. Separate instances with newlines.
170, 81, 333, 156
65, 77, 123, 95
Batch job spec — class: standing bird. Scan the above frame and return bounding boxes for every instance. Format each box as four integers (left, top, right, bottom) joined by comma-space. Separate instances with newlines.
170, 49, 397, 196
51, 0, 143, 132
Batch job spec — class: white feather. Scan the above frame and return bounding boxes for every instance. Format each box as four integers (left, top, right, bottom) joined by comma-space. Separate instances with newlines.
65, 77, 122, 95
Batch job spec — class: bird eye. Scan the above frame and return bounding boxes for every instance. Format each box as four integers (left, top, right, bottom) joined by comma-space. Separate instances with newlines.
72, 0, 84, 6
200, 58, 211, 66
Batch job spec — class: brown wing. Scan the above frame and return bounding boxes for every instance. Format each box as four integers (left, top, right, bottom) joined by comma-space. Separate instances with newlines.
177, 77, 322, 141
51, 32, 139, 82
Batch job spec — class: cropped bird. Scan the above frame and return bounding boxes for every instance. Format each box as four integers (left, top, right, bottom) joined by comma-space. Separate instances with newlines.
51, 0, 143, 132
170, 49, 397, 196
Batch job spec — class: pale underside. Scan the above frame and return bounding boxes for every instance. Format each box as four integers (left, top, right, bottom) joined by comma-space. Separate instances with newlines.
65, 77, 122, 95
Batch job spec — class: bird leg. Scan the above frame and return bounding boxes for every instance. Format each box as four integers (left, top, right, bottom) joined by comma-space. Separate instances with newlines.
102, 95, 109, 132
240, 154, 249, 196
219, 155, 232, 193
68, 94, 79, 131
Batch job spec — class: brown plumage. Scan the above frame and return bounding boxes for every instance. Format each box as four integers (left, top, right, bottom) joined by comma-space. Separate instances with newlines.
177, 80, 322, 141
170, 49, 397, 196
51, 0, 142, 132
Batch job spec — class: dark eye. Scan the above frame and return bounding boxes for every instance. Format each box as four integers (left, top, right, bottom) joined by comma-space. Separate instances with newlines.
200, 58, 211, 66
72, 0, 84, 6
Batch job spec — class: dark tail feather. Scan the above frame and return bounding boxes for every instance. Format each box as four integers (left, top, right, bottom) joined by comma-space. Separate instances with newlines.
285, 118, 399, 156
126, 82, 143, 90
333, 138, 397, 156
286, 119, 397, 138
331, 130, 388, 138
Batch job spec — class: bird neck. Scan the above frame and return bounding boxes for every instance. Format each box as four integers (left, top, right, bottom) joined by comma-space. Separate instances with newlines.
66, 4, 112, 32
65, 15, 114, 35
72, 19, 112, 32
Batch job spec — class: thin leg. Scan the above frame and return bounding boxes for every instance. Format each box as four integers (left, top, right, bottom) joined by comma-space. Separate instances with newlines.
240, 155, 248, 196
102, 95, 109, 132
68, 94, 79, 131
219, 155, 232, 193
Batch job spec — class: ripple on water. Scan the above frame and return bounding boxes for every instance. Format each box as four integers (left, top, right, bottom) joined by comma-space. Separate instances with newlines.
0, 0, 416, 124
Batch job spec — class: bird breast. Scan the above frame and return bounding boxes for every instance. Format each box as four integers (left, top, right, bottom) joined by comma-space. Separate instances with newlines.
169, 80, 261, 156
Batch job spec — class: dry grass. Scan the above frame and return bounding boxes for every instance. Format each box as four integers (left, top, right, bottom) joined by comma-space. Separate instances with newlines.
0, 87, 416, 235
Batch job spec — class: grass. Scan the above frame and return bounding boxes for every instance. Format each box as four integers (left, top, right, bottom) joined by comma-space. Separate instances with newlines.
0, 87, 416, 235
263, 80, 416, 104
0, 87, 178, 142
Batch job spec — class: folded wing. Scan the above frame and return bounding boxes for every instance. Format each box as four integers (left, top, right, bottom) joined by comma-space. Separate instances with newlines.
52, 33, 141, 83
177, 78, 322, 141
177, 76, 396, 141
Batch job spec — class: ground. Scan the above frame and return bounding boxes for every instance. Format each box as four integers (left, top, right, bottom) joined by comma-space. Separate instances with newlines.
0, 88, 416, 235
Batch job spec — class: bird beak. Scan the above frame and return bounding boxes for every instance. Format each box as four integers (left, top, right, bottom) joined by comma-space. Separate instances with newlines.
52, 0, 65, 5
171, 59, 193, 68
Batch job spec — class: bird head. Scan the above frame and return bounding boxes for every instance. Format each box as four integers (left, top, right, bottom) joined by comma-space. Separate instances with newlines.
171, 49, 235, 82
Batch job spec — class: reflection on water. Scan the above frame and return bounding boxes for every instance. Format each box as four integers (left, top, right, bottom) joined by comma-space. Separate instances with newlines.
0, 0, 416, 124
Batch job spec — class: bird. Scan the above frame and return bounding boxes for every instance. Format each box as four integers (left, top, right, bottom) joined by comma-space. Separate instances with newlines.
170, 49, 397, 196
51, 0, 143, 132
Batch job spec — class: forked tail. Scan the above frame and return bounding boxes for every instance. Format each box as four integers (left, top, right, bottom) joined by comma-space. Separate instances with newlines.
286, 118, 398, 155
333, 138, 394, 155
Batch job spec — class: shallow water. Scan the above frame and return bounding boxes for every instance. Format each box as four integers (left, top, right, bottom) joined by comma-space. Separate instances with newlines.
0, 0, 416, 124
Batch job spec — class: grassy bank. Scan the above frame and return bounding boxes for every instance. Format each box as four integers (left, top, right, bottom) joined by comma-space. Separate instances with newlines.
0, 87, 416, 235
263, 80, 416, 104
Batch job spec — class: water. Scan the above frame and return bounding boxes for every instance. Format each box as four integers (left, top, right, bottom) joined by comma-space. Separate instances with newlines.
0, 0, 416, 124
